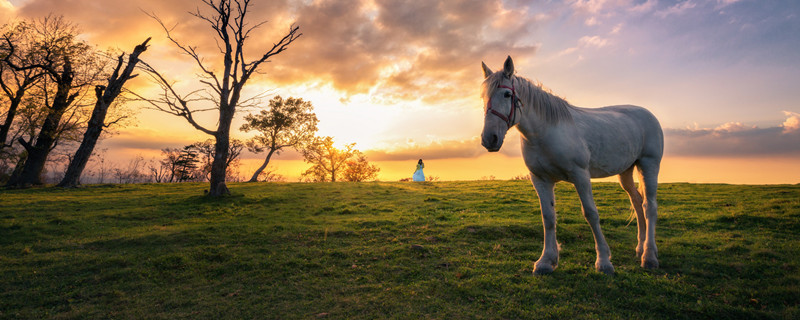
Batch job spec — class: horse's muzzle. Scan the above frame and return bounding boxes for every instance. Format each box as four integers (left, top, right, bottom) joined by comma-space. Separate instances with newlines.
482, 133, 502, 152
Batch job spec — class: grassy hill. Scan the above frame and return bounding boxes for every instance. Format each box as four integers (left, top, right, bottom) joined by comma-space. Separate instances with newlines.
1, 181, 799, 319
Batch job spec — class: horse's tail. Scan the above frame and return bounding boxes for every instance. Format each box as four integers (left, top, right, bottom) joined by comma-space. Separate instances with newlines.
625, 182, 646, 227
625, 205, 636, 227
625, 178, 644, 227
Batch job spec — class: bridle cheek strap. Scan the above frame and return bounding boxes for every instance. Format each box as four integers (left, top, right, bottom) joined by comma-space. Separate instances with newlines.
486, 84, 522, 128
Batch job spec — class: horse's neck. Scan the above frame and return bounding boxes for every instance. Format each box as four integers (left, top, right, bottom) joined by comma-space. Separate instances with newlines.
517, 83, 575, 136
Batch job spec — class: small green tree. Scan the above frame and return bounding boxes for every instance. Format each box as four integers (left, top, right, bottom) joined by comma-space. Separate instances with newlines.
300, 136, 354, 182
342, 152, 380, 182
240, 96, 318, 182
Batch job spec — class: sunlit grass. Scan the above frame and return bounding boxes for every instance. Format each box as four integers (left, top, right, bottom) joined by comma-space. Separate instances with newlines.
1, 181, 798, 318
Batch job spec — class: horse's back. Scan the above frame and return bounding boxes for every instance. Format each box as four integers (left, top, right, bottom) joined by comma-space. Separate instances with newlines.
584, 104, 663, 154
574, 105, 663, 177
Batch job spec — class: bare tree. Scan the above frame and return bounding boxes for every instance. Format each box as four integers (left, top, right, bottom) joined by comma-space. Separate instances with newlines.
240, 95, 318, 182
158, 147, 182, 183
113, 155, 146, 184
148, 159, 170, 183
139, 0, 301, 196
257, 166, 286, 182
58, 38, 150, 187
186, 138, 244, 181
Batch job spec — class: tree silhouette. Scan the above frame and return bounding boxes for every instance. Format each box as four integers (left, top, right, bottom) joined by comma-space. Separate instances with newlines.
240, 96, 318, 182
139, 0, 301, 196
342, 152, 380, 182
301, 136, 354, 182
4, 16, 105, 187
58, 38, 150, 187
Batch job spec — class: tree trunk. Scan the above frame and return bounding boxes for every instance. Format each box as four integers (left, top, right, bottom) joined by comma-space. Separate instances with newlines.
4, 150, 26, 185
208, 131, 230, 196
208, 106, 233, 196
58, 38, 149, 188
247, 148, 276, 182
6, 57, 76, 187
56, 101, 105, 187
0, 94, 23, 148
8, 108, 66, 186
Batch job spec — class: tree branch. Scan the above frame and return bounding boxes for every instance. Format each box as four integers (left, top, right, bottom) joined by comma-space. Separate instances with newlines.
135, 60, 217, 136
143, 10, 222, 92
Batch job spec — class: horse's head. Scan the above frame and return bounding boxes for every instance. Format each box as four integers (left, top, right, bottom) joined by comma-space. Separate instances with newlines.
480, 56, 521, 152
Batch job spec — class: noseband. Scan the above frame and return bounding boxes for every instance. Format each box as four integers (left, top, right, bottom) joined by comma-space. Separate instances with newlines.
486, 83, 522, 128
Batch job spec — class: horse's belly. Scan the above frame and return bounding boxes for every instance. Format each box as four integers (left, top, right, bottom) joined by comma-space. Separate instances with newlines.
588, 161, 634, 178
587, 144, 639, 178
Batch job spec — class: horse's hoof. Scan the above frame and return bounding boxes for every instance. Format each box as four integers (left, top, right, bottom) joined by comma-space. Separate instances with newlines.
533, 261, 556, 275
635, 248, 644, 259
641, 258, 659, 269
596, 261, 615, 275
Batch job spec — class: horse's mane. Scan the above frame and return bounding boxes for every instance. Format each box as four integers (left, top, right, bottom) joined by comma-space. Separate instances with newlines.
483, 72, 573, 124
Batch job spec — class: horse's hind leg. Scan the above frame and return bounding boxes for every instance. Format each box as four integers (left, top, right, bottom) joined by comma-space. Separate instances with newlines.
618, 166, 646, 259
573, 173, 614, 275
637, 157, 660, 269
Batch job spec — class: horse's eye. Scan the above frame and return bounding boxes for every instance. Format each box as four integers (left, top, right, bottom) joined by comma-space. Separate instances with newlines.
504, 92, 512, 98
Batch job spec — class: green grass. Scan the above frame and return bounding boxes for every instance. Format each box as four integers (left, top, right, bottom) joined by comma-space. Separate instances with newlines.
1, 181, 799, 319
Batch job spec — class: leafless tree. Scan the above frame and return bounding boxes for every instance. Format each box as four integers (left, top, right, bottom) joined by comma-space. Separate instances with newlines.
147, 158, 170, 183
257, 166, 286, 182
113, 155, 146, 184
138, 0, 301, 196
186, 138, 244, 182
58, 38, 150, 187
158, 147, 182, 183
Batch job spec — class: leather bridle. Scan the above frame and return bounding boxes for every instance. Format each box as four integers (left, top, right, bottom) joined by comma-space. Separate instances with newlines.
486, 83, 522, 128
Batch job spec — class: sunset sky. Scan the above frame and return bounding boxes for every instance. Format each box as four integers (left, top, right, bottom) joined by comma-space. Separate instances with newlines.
2, 0, 799, 183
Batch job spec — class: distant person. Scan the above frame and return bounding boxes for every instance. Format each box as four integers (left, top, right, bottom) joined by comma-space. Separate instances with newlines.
412, 159, 425, 182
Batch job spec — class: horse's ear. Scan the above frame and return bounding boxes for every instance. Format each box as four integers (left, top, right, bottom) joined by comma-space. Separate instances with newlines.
503, 55, 514, 78
481, 62, 492, 78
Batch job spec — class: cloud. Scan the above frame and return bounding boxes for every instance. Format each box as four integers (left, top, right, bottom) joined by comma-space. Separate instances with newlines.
656, 1, 697, 18
0, 0, 15, 20
782, 111, 800, 133
555, 35, 610, 58
664, 113, 800, 156
365, 137, 484, 161
98, 127, 199, 151
628, 0, 657, 14
716, 0, 742, 8
267, 0, 539, 103
610, 23, 623, 34
369, 113, 800, 161
572, 0, 608, 14
579, 35, 609, 48
364, 130, 524, 161
7, 0, 539, 107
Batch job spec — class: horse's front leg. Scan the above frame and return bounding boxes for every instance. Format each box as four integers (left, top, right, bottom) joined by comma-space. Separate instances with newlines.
573, 174, 615, 275
532, 177, 559, 275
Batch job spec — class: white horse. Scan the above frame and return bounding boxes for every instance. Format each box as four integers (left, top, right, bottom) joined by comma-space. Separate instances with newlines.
480, 56, 663, 275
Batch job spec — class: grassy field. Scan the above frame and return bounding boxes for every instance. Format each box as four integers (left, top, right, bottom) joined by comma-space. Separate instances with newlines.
1, 181, 799, 319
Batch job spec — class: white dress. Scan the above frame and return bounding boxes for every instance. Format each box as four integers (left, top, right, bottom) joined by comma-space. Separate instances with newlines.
412, 164, 425, 182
